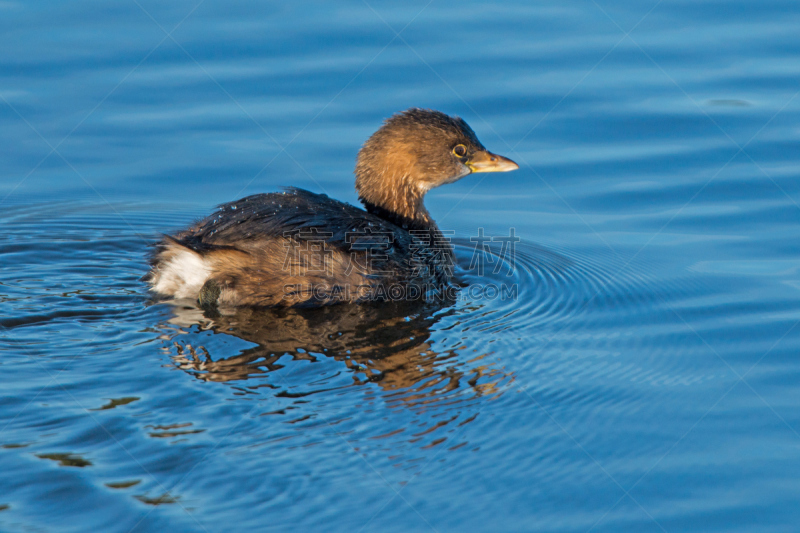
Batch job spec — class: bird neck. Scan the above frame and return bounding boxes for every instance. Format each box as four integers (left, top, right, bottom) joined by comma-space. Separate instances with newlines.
361, 198, 433, 232
357, 173, 434, 230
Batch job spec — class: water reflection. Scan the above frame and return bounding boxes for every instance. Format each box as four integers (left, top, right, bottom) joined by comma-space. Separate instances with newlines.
162, 299, 514, 409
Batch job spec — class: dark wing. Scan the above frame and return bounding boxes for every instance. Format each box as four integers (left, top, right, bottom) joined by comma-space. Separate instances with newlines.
175, 187, 411, 256
169, 188, 420, 288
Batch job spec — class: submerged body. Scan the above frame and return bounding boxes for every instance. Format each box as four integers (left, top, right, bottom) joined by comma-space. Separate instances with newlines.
147, 109, 517, 307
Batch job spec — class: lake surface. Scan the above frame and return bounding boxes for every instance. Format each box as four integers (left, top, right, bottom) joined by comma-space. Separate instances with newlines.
2, 0, 800, 531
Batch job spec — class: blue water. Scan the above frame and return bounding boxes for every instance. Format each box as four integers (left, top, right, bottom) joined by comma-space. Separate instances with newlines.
2, 1, 800, 531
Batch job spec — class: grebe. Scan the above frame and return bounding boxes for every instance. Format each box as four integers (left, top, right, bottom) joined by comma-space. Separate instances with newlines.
146, 108, 518, 307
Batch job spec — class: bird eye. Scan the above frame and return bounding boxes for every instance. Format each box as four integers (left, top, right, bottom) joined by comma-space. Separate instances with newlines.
452, 144, 467, 158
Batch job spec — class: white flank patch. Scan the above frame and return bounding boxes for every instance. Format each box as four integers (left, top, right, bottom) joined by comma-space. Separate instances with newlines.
151, 248, 211, 298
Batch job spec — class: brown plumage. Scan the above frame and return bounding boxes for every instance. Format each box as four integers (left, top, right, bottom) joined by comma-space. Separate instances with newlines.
146, 108, 518, 307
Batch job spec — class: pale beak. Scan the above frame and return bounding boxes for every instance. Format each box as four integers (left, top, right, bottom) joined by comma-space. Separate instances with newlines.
466, 150, 519, 173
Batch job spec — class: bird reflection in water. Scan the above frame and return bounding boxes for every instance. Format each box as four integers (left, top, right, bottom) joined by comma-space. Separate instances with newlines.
160, 299, 515, 413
